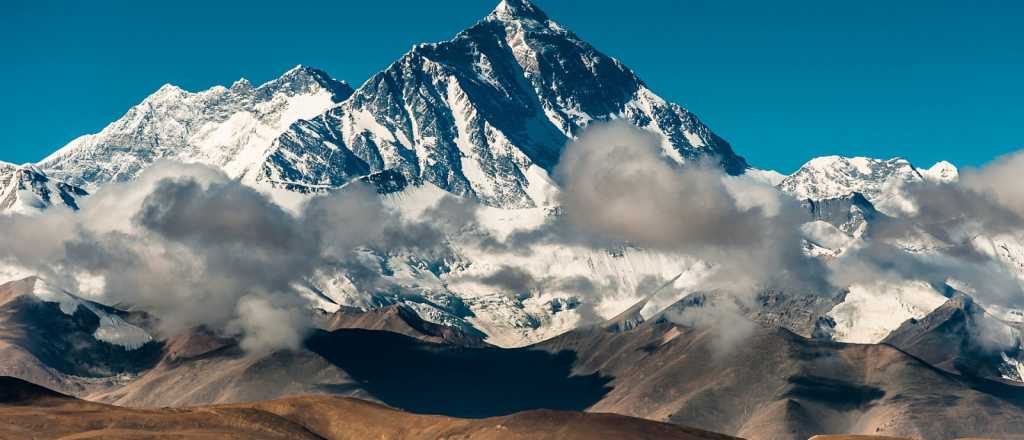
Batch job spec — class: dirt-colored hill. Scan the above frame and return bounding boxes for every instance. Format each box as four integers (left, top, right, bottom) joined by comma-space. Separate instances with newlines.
84, 304, 490, 407
535, 319, 1024, 440
322, 304, 487, 346
0, 376, 736, 440
883, 294, 1024, 382
0, 278, 160, 398
4, 277, 1024, 439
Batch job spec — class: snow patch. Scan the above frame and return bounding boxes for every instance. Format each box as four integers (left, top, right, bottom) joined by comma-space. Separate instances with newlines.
31, 279, 153, 350
827, 281, 948, 343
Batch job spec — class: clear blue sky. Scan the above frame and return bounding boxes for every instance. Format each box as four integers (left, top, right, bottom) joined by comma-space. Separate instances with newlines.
2, 0, 1021, 173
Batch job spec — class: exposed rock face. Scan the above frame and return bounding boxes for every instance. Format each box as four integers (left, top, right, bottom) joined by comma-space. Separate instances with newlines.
0, 278, 162, 396
803, 192, 880, 235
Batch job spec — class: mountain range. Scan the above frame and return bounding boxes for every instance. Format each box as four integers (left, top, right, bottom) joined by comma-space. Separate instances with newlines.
1, 1, 1023, 439
33, 0, 745, 209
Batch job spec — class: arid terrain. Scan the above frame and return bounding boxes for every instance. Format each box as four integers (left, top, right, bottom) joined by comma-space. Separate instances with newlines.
2, 277, 1024, 439
0, 376, 735, 440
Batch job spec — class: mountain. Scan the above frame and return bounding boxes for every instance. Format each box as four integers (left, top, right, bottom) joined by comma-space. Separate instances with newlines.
778, 156, 958, 214
39, 66, 353, 188
536, 317, 1024, 440
883, 293, 1024, 383
256, 0, 747, 206
0, 162, 87, 213
0, 376, 737, 440
0, 278, 161, 394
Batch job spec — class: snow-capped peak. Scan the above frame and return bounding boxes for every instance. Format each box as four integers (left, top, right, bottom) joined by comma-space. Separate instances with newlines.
149, 83, 188, 100
920, 160, 959, 183
38, 66, 354, 188
744, 168, 787, 186
489, 0, 549, 23
779, 155, 922, 203
231, 78, 253, 90
155, 83, 185, 93
252, 0, 746, 206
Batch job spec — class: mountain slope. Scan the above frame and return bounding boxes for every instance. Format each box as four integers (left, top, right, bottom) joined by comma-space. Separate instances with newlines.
0, 162, 87, 213
883, 294, 1024, 382
250, 0, 747, 206
536, 318, 1024, 440
322, 304, 488, 347
0, 277, 160, 395
39, 66, 353, 188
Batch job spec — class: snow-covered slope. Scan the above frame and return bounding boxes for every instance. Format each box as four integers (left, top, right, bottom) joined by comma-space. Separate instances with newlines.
778, 156, 959, 215
252, 0, 747, 207
296, 184, 706, 347
779, 156, 1024, 349
780, 156, 916, 206
919, 160, 959, 183
30, 278, 153, 350
825, 281, 949, 344
0, 162, 88, 214
39, 66, 353, 188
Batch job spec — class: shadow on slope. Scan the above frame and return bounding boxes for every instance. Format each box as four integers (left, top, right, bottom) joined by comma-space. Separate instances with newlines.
0, 279, 163, 378
0, 376, 68, 404
305, 328, 612, 418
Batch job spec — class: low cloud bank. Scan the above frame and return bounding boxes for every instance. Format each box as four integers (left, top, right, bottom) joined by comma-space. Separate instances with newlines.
0, 163, 458, 352
553, 122, 830, 298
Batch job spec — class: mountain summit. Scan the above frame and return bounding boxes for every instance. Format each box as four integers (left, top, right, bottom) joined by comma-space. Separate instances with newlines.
489, 0, 551, 22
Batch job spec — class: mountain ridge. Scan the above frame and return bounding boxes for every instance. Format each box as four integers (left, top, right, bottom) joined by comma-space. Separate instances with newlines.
33, 0, 747, 209
38, 65, 353, 188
